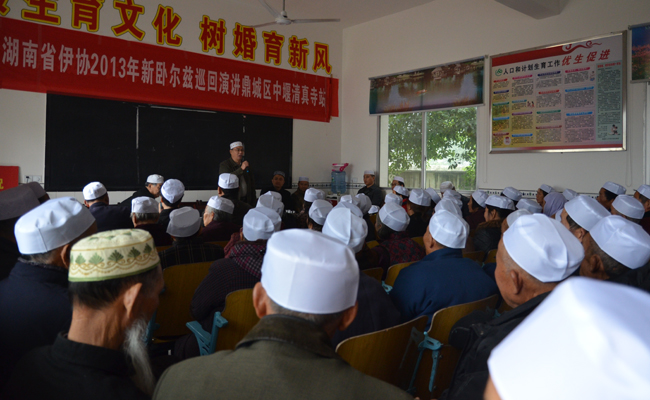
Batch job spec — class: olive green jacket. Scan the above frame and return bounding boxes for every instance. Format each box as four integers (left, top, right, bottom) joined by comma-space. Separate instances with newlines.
219, 157, 256, 206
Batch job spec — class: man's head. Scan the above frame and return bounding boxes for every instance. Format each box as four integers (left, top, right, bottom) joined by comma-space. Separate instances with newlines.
634, 184, 650, 212
580, 215, 650, 280
597, 181, 625, 210
243, 207, 281, 241
435, 198, 462, 218
257, 193, 285, 216
536, 184, 554, 205
15, 197, 97, 269
160, 179, 185, 209
254, 229, 359, 337
362, 170, 375, 187
229, 141, 245, 164
440, 181, 454, 194
83, 181, 109, 207
502, 209, 532, 233
217, 173, 239, 199
375, 202, 409, 240
423, 210, 469, 255
297, 177, 309, 192
204, 196, 234, 226
68, 229, 164, 395
610, 195, 644, 223
355, 193, 372, 215
271, 171, 286, 192
496, 214, 584, 308
485, 278, 650, 400
561, 195, 610, 242
145, 174, 164, 198
322, 207, 368, 254
308, 199, 333, 232
0, 184, 40, 242
391, 176, 405, 190
167, 207, 201, 240
131, 197, 159, 226
516, 199, 542, 214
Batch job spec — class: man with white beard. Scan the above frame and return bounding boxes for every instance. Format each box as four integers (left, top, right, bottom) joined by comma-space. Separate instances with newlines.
2, 229, 164, 400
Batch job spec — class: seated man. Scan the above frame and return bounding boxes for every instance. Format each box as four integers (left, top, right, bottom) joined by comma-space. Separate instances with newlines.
610, 195, 644, 224
200, 196, 240, 242
159, 207, 224, 269
158, 179, 185, 231
296, 188, 324, 228
559, 195, 609, 243
153, 229, 412, 400
218, 173, 252, 226
596, 181, 626, 211
307, 199, 332, 232
391, 176, 405, 190
0, 198, 96, 390
261, 171, 294, 212
373, 202, 425, 266
357, 170, 385, 206
485, 278, 650, 400
174, 207, 280, 360
83, 181, 132, 232
440, 214, 583, 400
131, 197, 172, 246
291, 176, 310, 213
3, 229, 164, 399
580, 215, 650, 281
634, 184, 650, 234
390, 210, 497, 324
0, 185, 40, 280
119, 174, 165, 207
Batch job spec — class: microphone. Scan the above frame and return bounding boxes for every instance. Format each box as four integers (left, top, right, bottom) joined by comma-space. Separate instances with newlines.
242, 156, 249, 173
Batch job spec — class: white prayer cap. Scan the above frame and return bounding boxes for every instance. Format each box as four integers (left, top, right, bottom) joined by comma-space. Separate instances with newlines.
309, 199, 333, 225
488, 277, 650, 400
15, 197, 95, 254
0, 185, 39, 220
637, 184, 650, 199
384, 193, 402, 206
563, 188, 578, 201
368, 205, 380, 214
146, 174, 164, 184
428, 210, 469, 249
444, 191, 463, 208
502, 187, 522, 202
602, 181, 626, 195
486, 195, 514, 210
564, 195, 609, 231
243, 207, 280, 241
334, 201, 363, 219
355, 193, 372, 214
393, 176, 405, 183
166, 207, 201, 237
82, 181, 107, 201
131, 197, 158, 214
435, 198, 462, 217
363, 170, 375, 175
394, 185, 409, 197
26, 182, 46, 198
590, 215, 650, 269
539, 184, 554, 193
230, 141, 243, 149
471, 190, 488, 208
612, 195, 644, 220
161, 179, 184, 203
257, 194, 284, 216
440, 181, 453, 193
506, 209, 531, 228
322, 207, 368, 253
426, 188, 441, 204
516, 198, 542, 214
298, 176, 309, 182
304, 188, 324, 203
207, 196, 234, 214
340, 195, 361, 208
378, 202, 410, 232
218, 173, 239, 189
261, 229, 359, 314
264, 191, 282, 202
409, 189, 432, 207
503, 214, 584, 282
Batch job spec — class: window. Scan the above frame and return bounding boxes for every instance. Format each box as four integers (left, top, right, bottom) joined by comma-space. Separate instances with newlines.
379, 107, 477, 191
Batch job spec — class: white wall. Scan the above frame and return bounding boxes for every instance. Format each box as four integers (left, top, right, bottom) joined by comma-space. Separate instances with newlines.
341, 0, 650, 194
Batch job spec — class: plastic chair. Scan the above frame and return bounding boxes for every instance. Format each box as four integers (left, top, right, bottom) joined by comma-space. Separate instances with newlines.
412, 236, 424, 249
366, 240, 379, 249
336, 315, 428, 390
186, 289, 260, 355
462, 251, 485, 265
484, 249, 498, 264
384, 262, 414, 287
410, 294, 499, 399
362, 267, 383, 282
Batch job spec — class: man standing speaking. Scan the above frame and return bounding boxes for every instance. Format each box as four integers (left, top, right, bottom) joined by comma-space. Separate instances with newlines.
219, 141, 256, 206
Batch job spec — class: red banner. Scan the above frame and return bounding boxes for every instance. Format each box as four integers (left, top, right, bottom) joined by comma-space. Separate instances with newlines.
0, 17, 338, 122
0, 166, 19, 192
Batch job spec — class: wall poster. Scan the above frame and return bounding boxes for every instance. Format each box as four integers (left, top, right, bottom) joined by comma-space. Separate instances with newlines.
631, 22, 650, 83
490, 32, 625, 153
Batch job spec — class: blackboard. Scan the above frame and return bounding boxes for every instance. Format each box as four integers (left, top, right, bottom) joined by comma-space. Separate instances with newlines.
45, 94, 293, 192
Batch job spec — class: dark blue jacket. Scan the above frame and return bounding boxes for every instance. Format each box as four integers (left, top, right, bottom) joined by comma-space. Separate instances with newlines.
0, 261, 72, 389
89, 202, 133, 232
389, 248, 498, 325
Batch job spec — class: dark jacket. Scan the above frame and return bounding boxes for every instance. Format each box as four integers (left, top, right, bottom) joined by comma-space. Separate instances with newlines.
221, 196, 252, 226
406, 214, 429, 238
612, 262, 650, 293
363, 214, 377, 242
439, 292, 550, 400
200, 220, 241, 243
291, 189, 305, 213
118, 187, 155, 208
134, 223, 172, 247
158, 237, 224, 269
389, 248, 498, 325
261, 187, 294, 213
640, 211, 650, 236
157, 208, 174, 231
358, 184, 385, 206
3, 334, 148, 400
88, 202, 133, 233
0, 237, 19, 281
465, 210, 486, 232
219, 158, 256, 206
154, 315, 413, 400
472, 219, 503, 254
0, 261, 72, 389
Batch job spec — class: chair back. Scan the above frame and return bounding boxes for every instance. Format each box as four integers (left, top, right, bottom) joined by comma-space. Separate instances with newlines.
484, 248, 498, 264
156, 245, 171, 252
215, 289, 260, 351
208, 241, 229, 248
412, 236, 424, 249
361, 267, 383, 282
462, 251, 485, 265
366, 240, 379, 249
413, 294, 499, 399
369, 214, 377, 226
336, 315, 428, 389
384, 262, 414, 287
153, 261, 213, 339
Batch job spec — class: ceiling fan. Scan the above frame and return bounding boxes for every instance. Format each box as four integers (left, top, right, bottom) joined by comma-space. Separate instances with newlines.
252, 0, 341, 28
